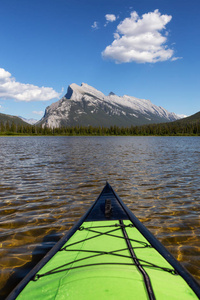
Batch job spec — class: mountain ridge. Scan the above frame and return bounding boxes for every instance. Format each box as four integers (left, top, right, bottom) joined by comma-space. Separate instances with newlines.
172, 111, 200, 125
18, 116, 38, 125
0, 113, 29, 127
37, 83, 180, 128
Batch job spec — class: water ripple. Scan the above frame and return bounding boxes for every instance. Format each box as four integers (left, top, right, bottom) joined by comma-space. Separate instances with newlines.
0, 136, 200, 298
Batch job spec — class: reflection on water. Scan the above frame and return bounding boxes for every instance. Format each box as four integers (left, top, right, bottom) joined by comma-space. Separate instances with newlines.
0, 136, 200, 298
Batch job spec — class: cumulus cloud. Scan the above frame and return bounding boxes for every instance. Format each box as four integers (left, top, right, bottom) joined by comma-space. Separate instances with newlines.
102, 9, 178, 63
105, 14, 117, 26
105, 14, 116, 22
91, 21, 99, 30
32, 110, 44, 116
0, 68, 60, 102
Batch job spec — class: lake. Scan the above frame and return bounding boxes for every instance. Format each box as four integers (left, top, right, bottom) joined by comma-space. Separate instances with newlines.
0, 136, 200, 298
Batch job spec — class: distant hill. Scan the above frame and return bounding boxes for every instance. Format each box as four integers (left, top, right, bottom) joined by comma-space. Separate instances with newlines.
18, 116, 38, 125
37, 83, 180, 128
134, 111, 200, 135
0, 113, 29, 127
172, 111, 200, 125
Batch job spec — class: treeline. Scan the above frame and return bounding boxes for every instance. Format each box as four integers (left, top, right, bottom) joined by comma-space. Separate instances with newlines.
0, 120, 200, 136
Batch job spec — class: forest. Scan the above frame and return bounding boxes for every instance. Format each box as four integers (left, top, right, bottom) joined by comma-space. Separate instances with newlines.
0, 120, 199, 136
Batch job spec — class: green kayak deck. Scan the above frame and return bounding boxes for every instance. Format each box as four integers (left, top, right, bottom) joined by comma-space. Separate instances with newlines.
7, 183, 200, 299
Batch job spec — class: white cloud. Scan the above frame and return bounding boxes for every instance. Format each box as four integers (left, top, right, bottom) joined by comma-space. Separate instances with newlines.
171, 56, 182, 61
91, 21, 99, 30
0, 68, 11, 80
102, 9, 178, 63
105, 14, 116, 22
104, 14, 117, 27
0, 68, 60, 102
32, 110, 44, 116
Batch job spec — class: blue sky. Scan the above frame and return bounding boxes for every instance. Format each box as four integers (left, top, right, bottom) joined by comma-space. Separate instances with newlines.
0, 0, 199, 120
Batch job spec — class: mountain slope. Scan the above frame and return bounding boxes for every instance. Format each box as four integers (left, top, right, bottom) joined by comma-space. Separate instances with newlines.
18, 116, 38, 125
38, 83, 180, 128
172, 111, 200, 125
136, 111, 200, 136
0, 113, 29, 127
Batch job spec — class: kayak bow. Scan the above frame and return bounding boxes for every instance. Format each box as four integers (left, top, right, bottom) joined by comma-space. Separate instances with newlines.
6, 183, 200, 299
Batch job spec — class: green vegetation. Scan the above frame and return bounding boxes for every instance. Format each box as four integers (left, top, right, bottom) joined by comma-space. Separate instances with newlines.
0, 119, 200, 136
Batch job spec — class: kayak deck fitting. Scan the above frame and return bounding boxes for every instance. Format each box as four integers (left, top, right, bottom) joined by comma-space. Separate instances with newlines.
7, 183, 200, 299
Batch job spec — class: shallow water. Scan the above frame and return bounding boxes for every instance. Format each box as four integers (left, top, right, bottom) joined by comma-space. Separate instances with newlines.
0, 136, 200, 298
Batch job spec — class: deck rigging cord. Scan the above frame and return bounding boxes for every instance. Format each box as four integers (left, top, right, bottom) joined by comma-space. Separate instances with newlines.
33, 222, 178, 282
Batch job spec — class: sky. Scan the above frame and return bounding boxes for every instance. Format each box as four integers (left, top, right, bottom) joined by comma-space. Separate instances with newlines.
0, 0, 199, 120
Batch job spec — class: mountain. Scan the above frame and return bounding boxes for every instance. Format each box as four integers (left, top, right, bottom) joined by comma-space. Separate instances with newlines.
139, 111, 200, 136
172, 111, 200, 125
177, 114, 187, 119
0, 113, 29, 126
18, 116, 38, 125
38, 83, 180, 128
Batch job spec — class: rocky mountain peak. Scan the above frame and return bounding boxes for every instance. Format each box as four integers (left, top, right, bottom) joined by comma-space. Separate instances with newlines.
38, 83, 180, 128
64, 83, 105, 101
64, 85, 73, 99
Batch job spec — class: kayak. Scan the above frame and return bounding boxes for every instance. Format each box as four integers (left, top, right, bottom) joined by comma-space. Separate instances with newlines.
6, 182, 200, 299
